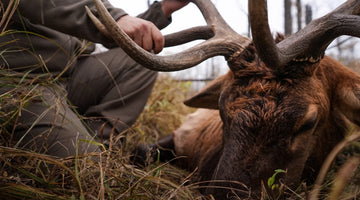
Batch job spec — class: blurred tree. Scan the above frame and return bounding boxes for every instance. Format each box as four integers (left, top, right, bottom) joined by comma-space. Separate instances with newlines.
305, 4, 312, 25
284, 0, 292, 35
296, 0, 302, 31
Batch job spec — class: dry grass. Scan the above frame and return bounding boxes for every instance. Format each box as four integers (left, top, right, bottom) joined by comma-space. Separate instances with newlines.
130, 75, 195, 145
0, 71, 202, 200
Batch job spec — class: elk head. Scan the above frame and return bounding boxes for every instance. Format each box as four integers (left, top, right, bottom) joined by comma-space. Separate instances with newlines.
90, 0, 360, 198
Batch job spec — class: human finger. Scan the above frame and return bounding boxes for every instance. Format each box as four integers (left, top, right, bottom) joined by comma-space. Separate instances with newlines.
151, 25, 165, 54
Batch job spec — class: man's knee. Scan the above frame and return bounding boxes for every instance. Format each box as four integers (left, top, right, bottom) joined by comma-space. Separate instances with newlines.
10, 85, 101, 157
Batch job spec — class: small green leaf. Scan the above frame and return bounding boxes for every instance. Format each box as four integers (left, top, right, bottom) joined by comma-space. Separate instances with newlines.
268, 174, 276, 187
275, 169, 286, 173
267, 169, 286, 188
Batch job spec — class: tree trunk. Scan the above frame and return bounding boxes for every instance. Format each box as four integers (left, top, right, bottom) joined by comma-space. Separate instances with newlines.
284, 0, 292, 35
296, 0, 302, 31
305, 4, 312, 25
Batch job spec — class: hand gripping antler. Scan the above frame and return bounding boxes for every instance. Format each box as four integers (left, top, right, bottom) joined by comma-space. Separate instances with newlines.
249, 0, 360, 69
88, 0, 251, 72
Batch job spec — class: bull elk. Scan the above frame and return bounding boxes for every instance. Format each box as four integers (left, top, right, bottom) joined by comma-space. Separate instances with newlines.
90, 0, 360, 199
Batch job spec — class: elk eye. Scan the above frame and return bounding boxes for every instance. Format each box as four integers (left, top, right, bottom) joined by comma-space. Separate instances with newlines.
297, 117, 317, 134
296, 105, 318, 135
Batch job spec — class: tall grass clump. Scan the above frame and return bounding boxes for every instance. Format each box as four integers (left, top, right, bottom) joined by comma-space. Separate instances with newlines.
131, 74, 195, 144
0, 71, 202, 199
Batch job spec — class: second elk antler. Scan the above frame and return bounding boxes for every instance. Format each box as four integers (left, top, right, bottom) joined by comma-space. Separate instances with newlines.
249, 0, 360, 69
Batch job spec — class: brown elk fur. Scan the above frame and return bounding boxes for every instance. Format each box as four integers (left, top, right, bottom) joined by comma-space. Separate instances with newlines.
135, 43, 360, 199
173, 108, 223, 181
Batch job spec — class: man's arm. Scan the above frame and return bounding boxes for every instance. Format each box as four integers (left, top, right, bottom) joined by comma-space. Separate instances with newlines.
13, 0, 125, 45
15, 0, 188, 53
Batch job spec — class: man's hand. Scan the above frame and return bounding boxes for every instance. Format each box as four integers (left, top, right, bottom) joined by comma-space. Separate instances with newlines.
161, 0, 190, 18
115, 1, 189, 54
116, 15, 164, 54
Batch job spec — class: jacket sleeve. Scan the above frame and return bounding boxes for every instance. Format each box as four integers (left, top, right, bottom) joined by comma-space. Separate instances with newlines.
15, 0, 126, 46
15, 0, 171, 47
137, 2, 172, 30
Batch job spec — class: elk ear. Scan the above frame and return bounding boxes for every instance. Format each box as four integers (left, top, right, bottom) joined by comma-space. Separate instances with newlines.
184, 72, 232, 109
335, 67, 360, 126
337, 82, 360, 126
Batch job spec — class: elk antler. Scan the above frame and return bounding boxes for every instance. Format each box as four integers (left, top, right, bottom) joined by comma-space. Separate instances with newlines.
249, 0, 360, 69
89, 0, 251, 72
86, 5, 214, 48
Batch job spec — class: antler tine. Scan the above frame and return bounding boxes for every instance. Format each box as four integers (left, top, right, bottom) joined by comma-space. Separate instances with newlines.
86, 6, 111, 38
191, 0, 227, 28
248, 0, 281, 70
164, 26, 214, 47
250, 0, 360, 69
91, 0, 250, 72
